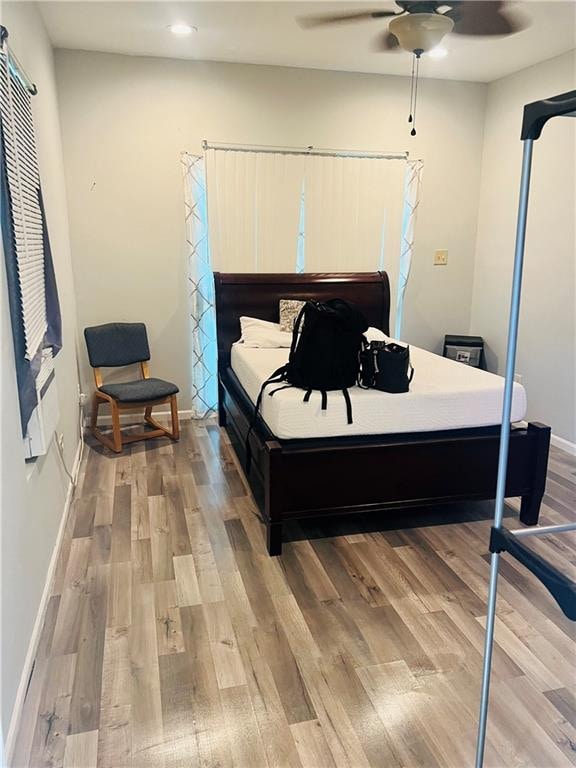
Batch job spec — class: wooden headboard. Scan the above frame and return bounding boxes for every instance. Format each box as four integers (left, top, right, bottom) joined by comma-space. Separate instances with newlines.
213, 271, 390, 374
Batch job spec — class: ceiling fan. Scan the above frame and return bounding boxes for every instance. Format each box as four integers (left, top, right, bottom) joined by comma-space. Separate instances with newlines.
298, 2, 527, 55
299, 2, 527, 136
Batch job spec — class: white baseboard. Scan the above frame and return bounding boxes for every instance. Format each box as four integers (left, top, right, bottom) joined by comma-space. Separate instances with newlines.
550, 433, 576, 456
94, 408, 194, 426
4, 437, 83, 765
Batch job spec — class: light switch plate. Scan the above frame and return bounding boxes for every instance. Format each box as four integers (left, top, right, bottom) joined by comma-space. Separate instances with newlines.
434, 249, 448, 266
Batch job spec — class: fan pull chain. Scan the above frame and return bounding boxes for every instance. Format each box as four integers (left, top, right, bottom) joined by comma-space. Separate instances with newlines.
410, 50, 422, 137
408, 53, 416, 124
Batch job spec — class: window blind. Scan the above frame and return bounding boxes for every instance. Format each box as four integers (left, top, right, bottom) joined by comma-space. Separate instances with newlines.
0, 32, 61, 444
0, 50, 47, 361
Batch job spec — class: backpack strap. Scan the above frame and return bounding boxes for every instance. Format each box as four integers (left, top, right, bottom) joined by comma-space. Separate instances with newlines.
342, 388, 353, 425
245, 364, 289, 474
303, 389, 312, 403
268, 384, 293, 397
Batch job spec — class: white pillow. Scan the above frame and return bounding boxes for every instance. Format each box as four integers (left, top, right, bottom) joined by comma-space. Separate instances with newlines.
237, 316, 293, 348
365, 326, 389, 343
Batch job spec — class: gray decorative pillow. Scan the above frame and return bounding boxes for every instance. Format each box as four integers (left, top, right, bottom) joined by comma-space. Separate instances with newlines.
279, 299, 305, 333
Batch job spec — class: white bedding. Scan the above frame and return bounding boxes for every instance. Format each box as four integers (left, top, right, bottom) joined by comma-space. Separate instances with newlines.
230, 340, 527, 440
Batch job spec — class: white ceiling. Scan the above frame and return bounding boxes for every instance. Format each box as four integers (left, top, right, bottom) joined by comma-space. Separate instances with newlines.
38, 1, 576, 83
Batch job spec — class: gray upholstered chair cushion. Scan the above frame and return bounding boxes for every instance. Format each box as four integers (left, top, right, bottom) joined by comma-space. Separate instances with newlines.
84, 323, 150, 368
99, 378, 178, 403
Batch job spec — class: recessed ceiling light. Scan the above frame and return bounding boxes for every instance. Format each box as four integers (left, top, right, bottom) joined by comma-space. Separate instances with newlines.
169, 23, 196, 36
428, 46, 448, 59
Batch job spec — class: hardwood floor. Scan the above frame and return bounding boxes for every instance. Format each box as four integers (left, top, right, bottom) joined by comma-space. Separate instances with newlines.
11, 419, 576, 767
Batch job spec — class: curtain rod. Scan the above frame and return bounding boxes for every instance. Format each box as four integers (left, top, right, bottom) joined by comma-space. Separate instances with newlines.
203, 140, 408, 161
0, 26, 38, 95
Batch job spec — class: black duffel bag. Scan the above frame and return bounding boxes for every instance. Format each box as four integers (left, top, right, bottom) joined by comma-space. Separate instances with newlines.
359, 340, 414, 393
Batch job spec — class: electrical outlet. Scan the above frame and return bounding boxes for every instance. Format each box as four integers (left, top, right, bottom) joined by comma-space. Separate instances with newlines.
434, 249, 448, 266
79, 392, 88, 406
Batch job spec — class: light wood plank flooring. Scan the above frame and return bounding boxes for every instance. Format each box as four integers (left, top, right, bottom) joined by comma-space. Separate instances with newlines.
11, 419, 576, 767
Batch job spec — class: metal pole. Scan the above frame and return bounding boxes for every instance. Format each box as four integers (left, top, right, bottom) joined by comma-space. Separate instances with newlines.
202, 140, 409, 161
475, 139, 534, 768
511, 522, 576, 539
0, 26, 38, 95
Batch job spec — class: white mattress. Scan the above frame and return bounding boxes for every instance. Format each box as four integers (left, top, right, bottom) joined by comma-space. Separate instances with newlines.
230, 341, 527, 440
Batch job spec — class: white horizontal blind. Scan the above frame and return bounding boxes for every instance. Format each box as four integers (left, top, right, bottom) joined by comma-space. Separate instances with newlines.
0, 50, 47, 361
35, 348, 54, 392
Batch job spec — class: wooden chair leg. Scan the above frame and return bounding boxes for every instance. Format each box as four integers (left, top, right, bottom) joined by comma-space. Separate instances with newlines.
91, 395, 99, 430
90, 395, 119, 453
170, 395, 180, 440
111, 400, 123, 453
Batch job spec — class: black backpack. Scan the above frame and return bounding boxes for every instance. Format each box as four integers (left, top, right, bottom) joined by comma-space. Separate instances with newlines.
285, 299, 369, 415
247, 299, 368, 465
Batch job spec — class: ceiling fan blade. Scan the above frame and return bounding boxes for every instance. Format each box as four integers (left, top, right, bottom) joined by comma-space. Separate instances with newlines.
374, 30, 401, 51
446, 1, 526, 36
298, 8, 399, 29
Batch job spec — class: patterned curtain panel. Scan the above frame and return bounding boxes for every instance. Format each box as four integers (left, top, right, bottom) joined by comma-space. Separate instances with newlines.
182, 153, 218, 418
395, 159, 424, 339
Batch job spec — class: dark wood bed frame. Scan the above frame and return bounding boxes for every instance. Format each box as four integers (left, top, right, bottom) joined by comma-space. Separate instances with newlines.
214, 271, 551, 556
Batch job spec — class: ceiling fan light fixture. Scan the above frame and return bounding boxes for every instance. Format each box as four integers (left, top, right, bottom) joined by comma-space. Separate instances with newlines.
389, 13, 454, 53
428, 45, 449, 58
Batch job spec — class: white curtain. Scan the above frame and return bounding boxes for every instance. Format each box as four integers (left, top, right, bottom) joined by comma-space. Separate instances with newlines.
204, 148, 421, 335
303, 155, 405, 270
205, 149, 306, 272
187, 147, 422, 418
302, 154, 407, 333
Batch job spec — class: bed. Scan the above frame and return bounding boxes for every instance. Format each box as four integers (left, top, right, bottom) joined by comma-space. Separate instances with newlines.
214, 271, 551, 556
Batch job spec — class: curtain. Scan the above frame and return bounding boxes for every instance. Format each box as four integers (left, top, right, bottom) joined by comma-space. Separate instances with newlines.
182, 153, 218, 418
303, 155, 407, 333
396, 160, 424, 339
205, 148, 305, 272
186, 146, 422, 419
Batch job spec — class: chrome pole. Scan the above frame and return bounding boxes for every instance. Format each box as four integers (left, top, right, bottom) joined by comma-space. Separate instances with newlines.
202, 140, 409, 161
511, 522, 576, 539
475, 139, 534, 768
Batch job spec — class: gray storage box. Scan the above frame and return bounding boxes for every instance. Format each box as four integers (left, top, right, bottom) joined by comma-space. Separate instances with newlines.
443, 334, 485, 368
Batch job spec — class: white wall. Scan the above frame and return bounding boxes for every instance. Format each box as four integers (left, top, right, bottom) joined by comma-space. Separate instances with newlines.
470, 51, 576, 443
54, 49, 487, 409
0, 3, 79, 744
